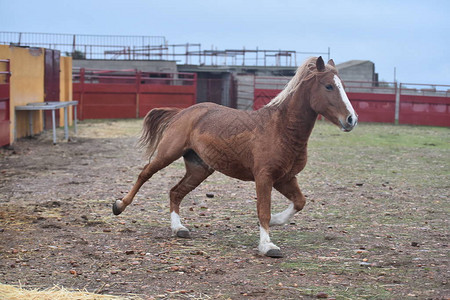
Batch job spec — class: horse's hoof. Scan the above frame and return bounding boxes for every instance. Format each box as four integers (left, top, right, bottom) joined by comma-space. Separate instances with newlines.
176, 230, 191, 238
266, 249, 283, 258
112, 201, 122, 216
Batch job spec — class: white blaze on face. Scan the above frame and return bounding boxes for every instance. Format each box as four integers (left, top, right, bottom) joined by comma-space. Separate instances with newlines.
333, 75, 357, 124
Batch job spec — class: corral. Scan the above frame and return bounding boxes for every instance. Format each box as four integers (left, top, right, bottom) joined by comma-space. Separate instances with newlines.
0, 119, 448, 299
0, 32, 449, 299
1, 34, 450, 148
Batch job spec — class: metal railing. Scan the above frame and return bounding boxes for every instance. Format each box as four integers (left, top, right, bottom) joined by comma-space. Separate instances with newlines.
400, 83, 450, 97
73, 68, 196, 86
160, 45, 330, 66
0, 32, 330, 67
0, 32, 166, 60
344, 80, 397, 94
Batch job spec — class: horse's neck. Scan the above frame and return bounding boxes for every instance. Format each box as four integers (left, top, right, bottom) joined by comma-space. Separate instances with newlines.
264, 87, 317, 148
287, 89, 318, 141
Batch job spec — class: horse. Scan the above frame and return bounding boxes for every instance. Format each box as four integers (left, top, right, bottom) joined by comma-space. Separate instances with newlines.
112, 56, 357, 258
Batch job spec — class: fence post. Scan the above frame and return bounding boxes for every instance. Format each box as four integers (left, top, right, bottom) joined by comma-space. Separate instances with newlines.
193, 73, 197, 105
136, 70, 141, 118
79, 68, 85, 120
394, 82, 401, 125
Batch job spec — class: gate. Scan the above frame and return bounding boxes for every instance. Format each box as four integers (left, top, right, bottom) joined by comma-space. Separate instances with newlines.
0, 59, 10, 146
73, 69, 197, 120
44, 49, 61, 129
196, 74, 237, 108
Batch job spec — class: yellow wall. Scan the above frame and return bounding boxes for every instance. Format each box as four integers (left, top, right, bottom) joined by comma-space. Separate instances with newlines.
59, 56, 73, 127
0, 61, 7, 83
0, 45, 45, 143
0, 45, 73, 144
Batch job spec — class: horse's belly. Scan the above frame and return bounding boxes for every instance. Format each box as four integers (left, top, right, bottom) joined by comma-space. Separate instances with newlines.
194, 143, 255, 181
204, 154, 254, 181
217, 165, 254, 181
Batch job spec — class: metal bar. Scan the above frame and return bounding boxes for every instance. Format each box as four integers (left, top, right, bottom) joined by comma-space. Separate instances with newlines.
74, 105, 78, 135
400, 82, 450, 88
395, 82, 400, 125
13, 110, 17, 143
28, 111, 33, 136
52, 109, 56, 144
64, 106, 69, 140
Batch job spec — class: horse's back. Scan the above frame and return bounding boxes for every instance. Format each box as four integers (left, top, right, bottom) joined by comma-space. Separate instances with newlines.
171, 102, 257, 180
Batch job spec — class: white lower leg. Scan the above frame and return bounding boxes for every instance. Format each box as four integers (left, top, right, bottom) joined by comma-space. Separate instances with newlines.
269, 203, 297, 226
258, 226, 280, 255
171, 212, 188, 234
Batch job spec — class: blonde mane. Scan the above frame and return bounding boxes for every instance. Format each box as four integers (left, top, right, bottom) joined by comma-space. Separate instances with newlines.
265, 57, 318, 107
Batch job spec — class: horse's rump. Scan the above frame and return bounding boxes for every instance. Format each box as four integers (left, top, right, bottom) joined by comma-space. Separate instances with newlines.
139, 107, 181, 159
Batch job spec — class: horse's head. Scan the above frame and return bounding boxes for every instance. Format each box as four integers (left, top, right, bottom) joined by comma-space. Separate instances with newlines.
309, 56, 358, 132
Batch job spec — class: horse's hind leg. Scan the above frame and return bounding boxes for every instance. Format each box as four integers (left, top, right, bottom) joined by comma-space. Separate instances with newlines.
170, 150, 214, 238
113, 158, 171, 215
270, 177, 306, 226
113, 137, 186, 215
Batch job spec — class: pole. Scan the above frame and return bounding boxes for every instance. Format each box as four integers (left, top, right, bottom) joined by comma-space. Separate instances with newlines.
51, 109, 56, 144
64, 106, 69, 141
394, 82, 400, 125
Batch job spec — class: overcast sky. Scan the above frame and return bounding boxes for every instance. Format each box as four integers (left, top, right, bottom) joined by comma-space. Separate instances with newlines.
1, 0, 449, 85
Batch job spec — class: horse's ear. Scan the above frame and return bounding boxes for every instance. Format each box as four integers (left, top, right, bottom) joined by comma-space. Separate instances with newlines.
316, 56, 325, 72
327, 59, 335, 67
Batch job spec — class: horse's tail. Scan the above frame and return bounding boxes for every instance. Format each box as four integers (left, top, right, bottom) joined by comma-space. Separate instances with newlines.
138, 107, 181, 160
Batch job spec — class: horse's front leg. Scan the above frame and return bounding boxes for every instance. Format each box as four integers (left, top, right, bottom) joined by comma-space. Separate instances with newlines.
270, 177, 306, 226
255, 174, 283, 258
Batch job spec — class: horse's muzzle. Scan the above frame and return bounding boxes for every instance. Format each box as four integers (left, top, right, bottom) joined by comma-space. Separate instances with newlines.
340, 114, 358, 132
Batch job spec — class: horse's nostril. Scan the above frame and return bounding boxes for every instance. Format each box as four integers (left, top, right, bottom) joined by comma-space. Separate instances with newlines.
347, 115, 353, 126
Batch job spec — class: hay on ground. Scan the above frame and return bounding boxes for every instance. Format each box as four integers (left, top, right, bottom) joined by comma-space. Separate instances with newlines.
0, 283, 141, 300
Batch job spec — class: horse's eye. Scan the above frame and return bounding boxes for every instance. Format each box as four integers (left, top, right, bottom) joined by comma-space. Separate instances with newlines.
326, 84, 333, 91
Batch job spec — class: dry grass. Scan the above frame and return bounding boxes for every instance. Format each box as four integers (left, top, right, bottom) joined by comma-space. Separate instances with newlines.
0, 283, 143, 300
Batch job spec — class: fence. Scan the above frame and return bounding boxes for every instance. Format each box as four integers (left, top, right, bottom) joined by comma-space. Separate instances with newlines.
398, 83, 450, 126
73, 69, 196, 120
0, 32, 166, 60
344, 80, 397, 124
0, 32, 330, 67
253, 77, 450, 127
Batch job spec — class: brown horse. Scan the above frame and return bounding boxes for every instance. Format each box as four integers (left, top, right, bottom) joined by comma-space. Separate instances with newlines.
113, 56, 357, 258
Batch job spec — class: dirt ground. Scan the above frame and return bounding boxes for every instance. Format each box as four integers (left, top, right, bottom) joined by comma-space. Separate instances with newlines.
0, 119, 449, 299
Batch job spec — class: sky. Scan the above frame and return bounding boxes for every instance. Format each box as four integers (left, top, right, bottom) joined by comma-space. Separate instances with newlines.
1, 0, 449, 85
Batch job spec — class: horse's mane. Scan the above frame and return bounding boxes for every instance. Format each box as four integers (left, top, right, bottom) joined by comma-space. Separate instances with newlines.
265, 57, 318, 107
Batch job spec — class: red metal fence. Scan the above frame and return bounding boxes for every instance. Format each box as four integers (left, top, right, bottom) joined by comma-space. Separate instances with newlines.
398, 83, 450, 127
253, 77, 450, 127
344, 81, 397, 124
0, 59, 10, 147
73, 69, 197, 120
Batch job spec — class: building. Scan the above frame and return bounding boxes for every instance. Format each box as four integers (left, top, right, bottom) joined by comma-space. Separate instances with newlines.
336, 60, 378, 83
